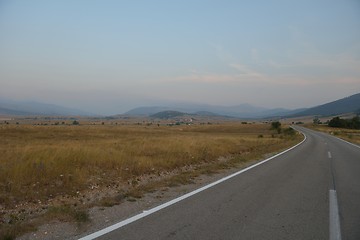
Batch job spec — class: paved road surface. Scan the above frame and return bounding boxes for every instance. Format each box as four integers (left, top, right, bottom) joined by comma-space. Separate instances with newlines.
80, 126, 360, 240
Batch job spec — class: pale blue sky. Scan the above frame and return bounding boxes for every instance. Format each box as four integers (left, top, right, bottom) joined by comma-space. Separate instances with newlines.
1, 0, 359, 114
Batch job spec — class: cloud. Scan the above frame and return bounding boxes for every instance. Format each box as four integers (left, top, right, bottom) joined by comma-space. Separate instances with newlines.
211, 43, 235, 63
269, 26, 360, 73
173, 68, 265, 84
178, 38, 360, 87
174, 73, 239, 83
172, 44, 266, 84
229, 63, 264, 78
268, 53, 360, 73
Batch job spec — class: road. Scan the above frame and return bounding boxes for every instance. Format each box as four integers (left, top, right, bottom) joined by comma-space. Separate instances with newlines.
80, 126, 360, 240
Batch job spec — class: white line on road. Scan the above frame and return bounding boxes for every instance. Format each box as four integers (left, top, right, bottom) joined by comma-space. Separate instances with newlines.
329, 189, 342, 240
328, 151, 332, 159
78, 131, 307, 240
334, 136, 360, 149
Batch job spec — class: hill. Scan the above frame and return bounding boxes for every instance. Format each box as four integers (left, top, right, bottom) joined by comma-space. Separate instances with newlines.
150, 111, 186, 119
124, 103, 298, 119
0, 107, 34, 116
0, 99, 94, 116
124, 93, 360, 119
125, 106, 170, 116
193, 111, 219, 116
290, 93, 360, 117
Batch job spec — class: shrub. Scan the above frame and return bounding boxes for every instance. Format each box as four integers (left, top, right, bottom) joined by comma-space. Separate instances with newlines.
283, 127, 295, 136
271, 121, 281, 130
313, 117, 321, 124
271, 121, 282, 133
328, 116, 360, 129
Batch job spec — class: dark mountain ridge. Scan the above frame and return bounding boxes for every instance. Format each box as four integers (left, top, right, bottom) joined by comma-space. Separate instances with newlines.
290, 93, 360, 117
150, 111, 186, 119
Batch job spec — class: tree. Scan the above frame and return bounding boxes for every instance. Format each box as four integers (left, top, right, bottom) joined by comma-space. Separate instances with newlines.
328, 117, 345, 128
328, 116, 360, 129
271, 121, 281, 129
313, 117, 321, 124
349, 116, 360, 129
271, 121, 281, 133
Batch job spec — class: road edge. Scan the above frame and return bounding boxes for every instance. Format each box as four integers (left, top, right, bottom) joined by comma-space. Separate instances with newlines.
78, 129, 307, 240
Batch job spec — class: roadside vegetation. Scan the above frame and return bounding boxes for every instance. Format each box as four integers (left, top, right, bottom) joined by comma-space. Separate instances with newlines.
0, 122, 301, 239
328, 116, 360, 129
308, 123, 360, 145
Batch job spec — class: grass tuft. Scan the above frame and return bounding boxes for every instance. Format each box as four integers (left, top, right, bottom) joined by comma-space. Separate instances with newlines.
46, 205, 89, 223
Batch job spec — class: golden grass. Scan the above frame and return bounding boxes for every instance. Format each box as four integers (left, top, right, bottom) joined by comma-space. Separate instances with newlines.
0, 123, 301, 209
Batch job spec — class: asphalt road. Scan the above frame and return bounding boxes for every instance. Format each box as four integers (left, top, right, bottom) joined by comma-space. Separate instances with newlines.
81, 126, 360, 240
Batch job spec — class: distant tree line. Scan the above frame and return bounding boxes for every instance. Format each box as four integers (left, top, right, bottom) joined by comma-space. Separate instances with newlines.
328, 116, 360, 129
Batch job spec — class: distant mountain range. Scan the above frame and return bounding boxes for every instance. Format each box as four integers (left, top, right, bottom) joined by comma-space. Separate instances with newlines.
0, 99, 93, 116
125, 103, 305, 119
125, 93, 360, 119
1, 93, 359, 118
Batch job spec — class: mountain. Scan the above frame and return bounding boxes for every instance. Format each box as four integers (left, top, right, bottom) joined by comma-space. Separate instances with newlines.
0, 107, 34, 116
290, 93, 360, 117
124, 103, 297, 118
150, 111, 186, 119
263, 108, 308, 118
0, 99, 94, 116
126, 93, 360, 119
150, 110, 225, 119
125, 106, 170, 116
193, 111, 219, 116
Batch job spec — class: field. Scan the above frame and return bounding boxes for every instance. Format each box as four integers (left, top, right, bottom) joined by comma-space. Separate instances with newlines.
0, 121, 301, 239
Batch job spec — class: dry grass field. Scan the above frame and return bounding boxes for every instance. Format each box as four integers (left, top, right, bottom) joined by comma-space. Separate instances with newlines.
0, 121, 301, 239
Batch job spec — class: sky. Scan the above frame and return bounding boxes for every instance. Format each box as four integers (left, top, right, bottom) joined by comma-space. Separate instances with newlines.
0, 0, 359, 115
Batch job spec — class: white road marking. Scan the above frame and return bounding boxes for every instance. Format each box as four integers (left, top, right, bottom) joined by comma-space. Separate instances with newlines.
78, 131, 307, 240
329, 189, 342, 240
328, 151, 332, 159
335, 137, 360, 149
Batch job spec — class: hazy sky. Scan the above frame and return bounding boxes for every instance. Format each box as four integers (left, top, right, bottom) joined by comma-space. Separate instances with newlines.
1, 0, 359, 115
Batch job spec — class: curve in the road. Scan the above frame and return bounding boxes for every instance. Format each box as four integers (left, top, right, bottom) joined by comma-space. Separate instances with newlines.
79, 129, 306, 240
79, 127, 360, 240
